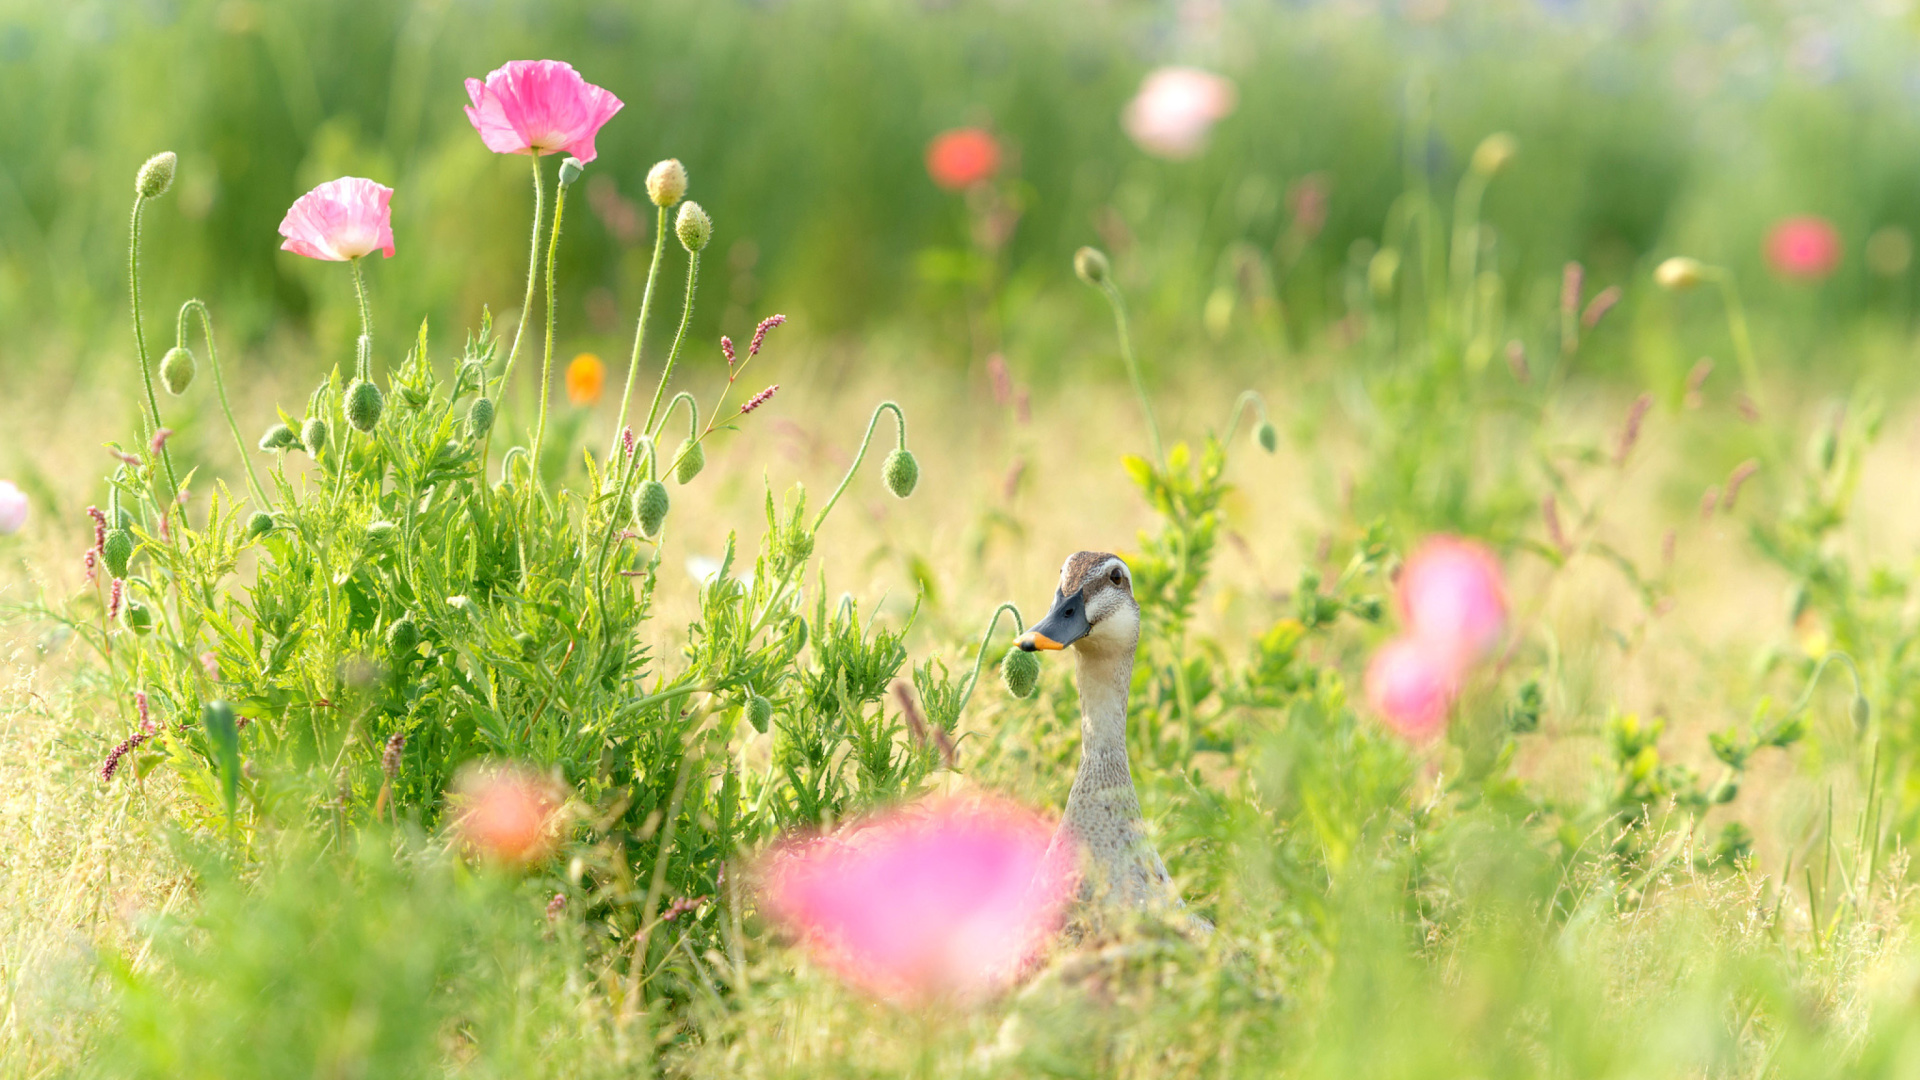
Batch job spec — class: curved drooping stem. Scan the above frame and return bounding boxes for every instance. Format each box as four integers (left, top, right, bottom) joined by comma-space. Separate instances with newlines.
1786, 650, 1870, 730
1220, 390, 1271, 448
954, 602, 1024, 719
610, 206, 672, 459
658, 391, 700, 476
128, 195, 180, 498
642, 248, 703, 440
530, 172, 571, 477
1091, 278, 1164, 470
176, 300, 268, 509
812, 401, 907, 531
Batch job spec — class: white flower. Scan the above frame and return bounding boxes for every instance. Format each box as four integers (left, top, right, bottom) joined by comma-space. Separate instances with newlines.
1122, 67, 1237, 160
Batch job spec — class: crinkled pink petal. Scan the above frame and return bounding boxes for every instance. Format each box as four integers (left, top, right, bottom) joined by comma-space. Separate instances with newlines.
1397, 535, 1507, 663
278, 177, 394, 261
1365, 636, 1458, 741
761, 796, 1070, 1000
463, 59, 623, 162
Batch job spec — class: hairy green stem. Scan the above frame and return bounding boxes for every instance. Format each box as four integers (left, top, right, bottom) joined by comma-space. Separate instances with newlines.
495, 154, 546, 397
530, 175, 570, 477
813, 401, 906, 530
349, 256, 374, 379
1095, 280, 1164, 469
611, 206, 672, 459
128, 196, 180, 498
658, 391, 701, 476
643, 249, 703, 440
954, 602, 1025, 718
177, 300, 269, 509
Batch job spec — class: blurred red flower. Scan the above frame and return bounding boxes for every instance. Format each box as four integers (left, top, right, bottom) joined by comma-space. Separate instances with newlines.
925, 128, 1001, 191
1765, 216, 1842, 280
452, 764, 564, 867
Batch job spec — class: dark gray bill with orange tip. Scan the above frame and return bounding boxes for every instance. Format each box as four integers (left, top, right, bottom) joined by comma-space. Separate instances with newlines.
1017, 589, 1091, 652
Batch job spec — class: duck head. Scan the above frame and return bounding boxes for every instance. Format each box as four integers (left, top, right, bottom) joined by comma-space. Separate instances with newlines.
1017, 551, 1139, 659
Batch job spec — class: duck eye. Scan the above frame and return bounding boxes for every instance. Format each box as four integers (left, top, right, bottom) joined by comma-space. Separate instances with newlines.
1110, 567, 1126, 586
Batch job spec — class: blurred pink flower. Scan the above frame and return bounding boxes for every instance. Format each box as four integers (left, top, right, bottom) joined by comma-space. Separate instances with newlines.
1397, 535, 1507, 663
925, 127, 1001, 191
760, 795, 1071, 1001
1765, 216, 1842, 280
278, 178, 395, 261
464, 60, 624, 163
451, 763, 564, 867
0, 481, 26, 535
1364, 637, 1457, 741
1122, 66, 1237, 160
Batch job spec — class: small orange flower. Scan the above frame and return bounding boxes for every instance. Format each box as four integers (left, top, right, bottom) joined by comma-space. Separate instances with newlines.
451, 763, 564, 867
566, 352, 606, 405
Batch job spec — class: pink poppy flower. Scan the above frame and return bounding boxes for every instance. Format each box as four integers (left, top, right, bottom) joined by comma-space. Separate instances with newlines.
1365, 637, 1457, 741
925, 128, 1001, 191
450, 763, 564, 867
0, 481, 26, 535
760, 795, 1072, 1001
464, 60, 624, 163
278, 178, 395, 261
1122, 66, 1237, 160
1397, 535, 1507, 663
1765, 216, 1842, 280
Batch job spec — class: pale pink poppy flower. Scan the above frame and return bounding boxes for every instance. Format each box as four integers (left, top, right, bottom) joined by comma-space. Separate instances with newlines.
278, 178, 395, 261
760, 795, 1072, 1001
1397, 535, 1507, 663
1122, 66, 1237, 160
0, 481, 25, 535
464, 59, 624, 163
1365, 636, 1457, 741
451, 763, 564, 867
1765, 216, 1842, 280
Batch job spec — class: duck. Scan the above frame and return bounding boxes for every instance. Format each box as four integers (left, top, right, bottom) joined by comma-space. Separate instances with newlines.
1017, 551, 1187, 916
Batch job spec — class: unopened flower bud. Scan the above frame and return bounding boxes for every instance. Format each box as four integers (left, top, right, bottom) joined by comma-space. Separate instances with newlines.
1001, 646, 1040, 699
135, 152, 176, 199
1655, 257, 1706, 291
635, 480, 670, 536
259, 423, 298, 452
676, 201, 712, 252
647, 159, 688, 207
160, 346, 196, 396
245, 511, 274, 539
1073, 246, 1111, 286
1254, 419, 1278, 454
366, 520, 398, 546
467, 397, 496, 438
301, 417, 329, 456
745, 694, 772, 734
386, 614, 419, 655
126, 599, 153, 634
344, 379, 384, 433
103, 528, 135, 579
883, 448, 919, 498
558, 156, 585, 188
1853, 694, 1872, 730
673, 439, 705, 484
1470, 132, 1518, 177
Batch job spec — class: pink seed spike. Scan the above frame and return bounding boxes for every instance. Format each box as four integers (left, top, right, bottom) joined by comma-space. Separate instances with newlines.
135, 691, 154, 734
748, 314, 787, 357
108, 579, 125, 620
83, 549, 98, 581
740, 384, 779, 414
87, 506, 107, 550
721, 336, 736, 366
150, 428, 173, 456
621, 427, 637, 458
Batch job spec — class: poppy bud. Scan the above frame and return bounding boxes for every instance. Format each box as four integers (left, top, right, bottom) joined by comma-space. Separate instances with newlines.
646, 159, 688, 207
160, 346, 196, 396
745, 694, 772, 734
245, 511, 274, 539
366, 520, 398, 546
1854, 694, 1873, 730
1254, 419, 1278, 454
675, 201, 712, 253
673, 439, 704, 484
1073, 246, 1110, 286
344, 379, 384, 433
467, 396, 496, 438
302, 417, 329, 456
1469, 132, 1518, 177
136, 152, 176, 199
103, 528, 135, 579
1655, 257, 1706, 291
126, 599, 153, 634
259, 423, 298, 452
1001, 646, 1040, 699
386, 614, 419, 655
635, 480, 670, 536
558, 156, 585, 188
883, 448, 919, 498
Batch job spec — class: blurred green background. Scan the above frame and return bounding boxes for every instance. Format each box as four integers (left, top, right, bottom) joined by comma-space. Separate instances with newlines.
5, 0, 1920, 391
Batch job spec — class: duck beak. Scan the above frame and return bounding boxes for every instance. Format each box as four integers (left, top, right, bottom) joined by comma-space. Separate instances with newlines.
1017, 589, 1090, 652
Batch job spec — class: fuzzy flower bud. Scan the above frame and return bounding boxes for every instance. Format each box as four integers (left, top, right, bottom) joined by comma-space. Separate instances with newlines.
366, 520, 399, 546
259, 423, 298, 452
558, 156, 585, 188
103, 528, 135, 579
635, 480, 670, 537
345, 379, 384, 433
883, 448, 919, 498
646, 158, 688, 207
126, 599, 153, 634
1001, 646, 1040, 699
1254, 419, 1278, 454
301, 416, 330, 457
135, 152, 177, 199
245, 511, 274, 539
160, 346, 196, 396
745, 694, 773, 734
1655, 257, 1706, 291
675, 200, 712, 252
673, 439, 705, 484
467, 397, 496, 438
386, 614, 419, 655
382, 731, 407, 782
1469, 132, 1518, 177
1073, 246, 1111, 286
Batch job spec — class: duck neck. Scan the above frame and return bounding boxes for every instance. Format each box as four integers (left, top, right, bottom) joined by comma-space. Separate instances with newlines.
1072, 634, 1137, 765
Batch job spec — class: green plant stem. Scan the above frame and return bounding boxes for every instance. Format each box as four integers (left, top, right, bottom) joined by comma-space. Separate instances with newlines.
128, 196, 180, 499
1449, 168, 1491, 342
1709, 268, 1763, 413
1220, 390, 1269, 448
530, 178, 571, 479
954, 602, 1024, 718
1786, 651, 1867, 721
657, 392, 700, 476
349, 256, 374, 379
813, 401, 906, 530
611, 206, 672, 458
177, 300, 269, 509
494, 154, 546, 398
642, 250, 703, 440
1096, 280, 1164, 469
